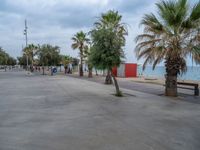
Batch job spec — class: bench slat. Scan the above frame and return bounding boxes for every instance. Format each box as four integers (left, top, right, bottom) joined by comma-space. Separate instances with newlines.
177, 86, 194, 90
177, 82, 198, 87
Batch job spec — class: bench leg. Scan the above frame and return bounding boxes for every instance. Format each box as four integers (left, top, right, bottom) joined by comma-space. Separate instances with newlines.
194, 87, 199, 96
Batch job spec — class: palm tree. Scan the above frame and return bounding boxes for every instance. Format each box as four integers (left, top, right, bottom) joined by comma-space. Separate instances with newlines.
23, 44, 38, 70
135, 0, 200, 97
93, 10, 128, 84
84, 45, 93, 78
95, 10, 127, 34
61, 55, 72, 74
71, 31, 90, 76
90, 10, 128, 96
0, 47, 8, 71
37, 44, 60, 75
0, 47, 6, 66
0, 47, 16, 71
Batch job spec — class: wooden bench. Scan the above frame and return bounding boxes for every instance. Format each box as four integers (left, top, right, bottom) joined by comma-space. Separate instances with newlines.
177, 82, 199, 96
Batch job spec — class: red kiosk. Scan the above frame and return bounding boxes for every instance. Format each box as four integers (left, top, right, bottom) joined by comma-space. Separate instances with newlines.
112, 63, 137, 78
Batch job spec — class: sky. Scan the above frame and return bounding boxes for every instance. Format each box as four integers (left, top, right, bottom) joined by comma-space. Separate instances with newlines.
0, 0, 199, 65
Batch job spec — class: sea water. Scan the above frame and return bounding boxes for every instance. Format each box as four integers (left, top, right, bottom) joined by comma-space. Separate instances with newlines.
138, 66, 200, 81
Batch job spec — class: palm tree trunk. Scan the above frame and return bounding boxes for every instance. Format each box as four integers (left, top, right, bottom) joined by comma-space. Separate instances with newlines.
31, 58, 34, 72
165, 75, 177, 97
42, 65, 45, 75
95, 69, 98, 76
105, 70, 112, 84
88, 64, 93, 78
64, 67, 67, 74
88, 68, 93, 78
79, 64, 83, 76
165, 57, 179, 97
79, 51, 83, 77
111, 72, 122, 96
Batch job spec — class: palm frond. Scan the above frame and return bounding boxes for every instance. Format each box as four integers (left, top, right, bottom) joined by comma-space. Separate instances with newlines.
142, 55, 153, 70
135, 34, 155, 43
135, 39, 162, 51
190, 2, 200, 22
135, 0, 200, 73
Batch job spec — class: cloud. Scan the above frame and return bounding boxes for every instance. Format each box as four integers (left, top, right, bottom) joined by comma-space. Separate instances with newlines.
2, 0, 196, 65
0, 0, 155, 61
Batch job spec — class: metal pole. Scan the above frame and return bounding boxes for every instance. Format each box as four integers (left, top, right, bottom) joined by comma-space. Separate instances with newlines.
24, 19, 28, 70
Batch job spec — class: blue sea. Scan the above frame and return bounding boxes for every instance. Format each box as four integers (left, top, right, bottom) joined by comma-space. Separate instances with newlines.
137, 66, 200, 81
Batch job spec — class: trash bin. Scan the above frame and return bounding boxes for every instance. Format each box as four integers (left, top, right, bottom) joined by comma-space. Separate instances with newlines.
53, 68, 57, 73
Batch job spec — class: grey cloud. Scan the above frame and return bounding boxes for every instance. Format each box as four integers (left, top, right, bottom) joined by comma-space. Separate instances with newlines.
0, 0, 158, 63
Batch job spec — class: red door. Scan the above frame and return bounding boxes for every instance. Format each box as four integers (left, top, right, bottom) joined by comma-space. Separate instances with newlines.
125, 64, 137, 77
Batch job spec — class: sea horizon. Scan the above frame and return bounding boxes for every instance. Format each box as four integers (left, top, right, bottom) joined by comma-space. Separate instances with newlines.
138, 66, 200, 81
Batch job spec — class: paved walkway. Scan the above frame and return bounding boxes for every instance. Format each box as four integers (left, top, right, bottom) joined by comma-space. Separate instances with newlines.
64, 73, 200, 103
0, 71, 200, 150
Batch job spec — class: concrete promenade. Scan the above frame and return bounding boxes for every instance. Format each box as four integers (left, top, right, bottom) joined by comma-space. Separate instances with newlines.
65, 73, 200, 103
0, 71, 200, 150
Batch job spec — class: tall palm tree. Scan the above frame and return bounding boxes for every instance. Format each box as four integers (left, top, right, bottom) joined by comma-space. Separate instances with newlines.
84, 44, 93, 78
71, 31, 90, 76
23, 44, 38, 67
94, 10, 128, 84
135, 0, 200, 97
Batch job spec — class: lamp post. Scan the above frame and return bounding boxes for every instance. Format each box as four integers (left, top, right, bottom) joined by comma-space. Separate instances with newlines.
24, 19, 28, 70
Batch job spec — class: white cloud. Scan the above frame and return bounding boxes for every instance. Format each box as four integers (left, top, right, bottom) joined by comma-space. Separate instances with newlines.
1, 0, 186, 65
